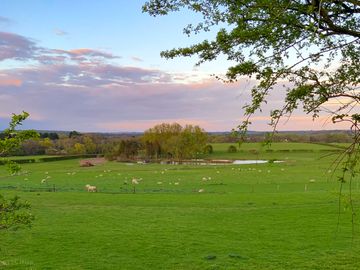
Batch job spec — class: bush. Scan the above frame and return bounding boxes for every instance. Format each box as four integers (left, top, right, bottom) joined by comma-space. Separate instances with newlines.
203, 144, 213, 154
227, 145, 237, 153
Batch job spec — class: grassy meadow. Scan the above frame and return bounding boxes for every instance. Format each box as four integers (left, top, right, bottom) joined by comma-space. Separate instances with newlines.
0, 143, 359, 269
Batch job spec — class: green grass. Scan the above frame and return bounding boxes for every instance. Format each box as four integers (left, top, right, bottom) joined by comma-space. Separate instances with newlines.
0, 143, 359, 269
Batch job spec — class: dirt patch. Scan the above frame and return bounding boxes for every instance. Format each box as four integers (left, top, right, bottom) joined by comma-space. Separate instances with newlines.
79, 157, 106, 167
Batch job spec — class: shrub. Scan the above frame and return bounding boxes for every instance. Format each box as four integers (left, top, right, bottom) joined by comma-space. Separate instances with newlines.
227, 145, 237, 153
203, 144, 213, 154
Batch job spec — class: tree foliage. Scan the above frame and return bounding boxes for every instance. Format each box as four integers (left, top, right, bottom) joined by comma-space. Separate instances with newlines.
0, 112, 37, 230
142, 123, 208, 159
0, 195, 33, 230
0, 112, 39, 172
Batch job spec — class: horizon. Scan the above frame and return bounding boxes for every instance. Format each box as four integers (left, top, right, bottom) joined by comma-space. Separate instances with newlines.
10, 128, 351, 134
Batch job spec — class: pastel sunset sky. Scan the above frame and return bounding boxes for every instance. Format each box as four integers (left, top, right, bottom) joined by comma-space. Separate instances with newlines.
0, 0, 349, 132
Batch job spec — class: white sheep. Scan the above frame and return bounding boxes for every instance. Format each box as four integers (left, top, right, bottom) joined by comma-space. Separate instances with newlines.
198, 189, 204, 193
132, 178, 139, 185
85, 184, 97, 192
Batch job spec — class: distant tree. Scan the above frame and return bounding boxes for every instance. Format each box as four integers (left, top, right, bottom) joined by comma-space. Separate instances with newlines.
176, 125, 208, 159
143, 140, 161, 159
142, 123, 183, 158
69, 131, 81, 138
143, 123, 208, 159
203, 144, 213, 154
106, 139, 142, 160
21, 139, 46, 155
72, 143, 86, 155
227, 145, 237, 153
82, 136, 97, 154
40, 132, 59, 140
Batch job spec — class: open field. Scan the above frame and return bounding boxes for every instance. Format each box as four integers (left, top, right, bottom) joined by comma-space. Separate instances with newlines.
0, 143, 359, 269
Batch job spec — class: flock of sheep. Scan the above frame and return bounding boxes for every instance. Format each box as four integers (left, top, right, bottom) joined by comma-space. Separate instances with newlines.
36, 164, 321, 193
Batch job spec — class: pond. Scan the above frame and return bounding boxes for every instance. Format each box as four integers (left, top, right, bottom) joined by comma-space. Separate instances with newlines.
232, 160, 268, 165
151, 159, 283, 165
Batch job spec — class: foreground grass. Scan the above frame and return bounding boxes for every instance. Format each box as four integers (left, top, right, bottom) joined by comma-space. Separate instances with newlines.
0, 143, 359, 269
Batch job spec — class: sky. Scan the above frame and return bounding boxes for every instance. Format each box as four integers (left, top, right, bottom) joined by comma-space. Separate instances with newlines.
0, 0, 350, 132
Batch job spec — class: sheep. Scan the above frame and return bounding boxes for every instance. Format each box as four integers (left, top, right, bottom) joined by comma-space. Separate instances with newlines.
85, 184, 97, 192
198, 189, 204, 193
41, 179, 47, 184
309, 179, 316, 183
132, 178, 139, 185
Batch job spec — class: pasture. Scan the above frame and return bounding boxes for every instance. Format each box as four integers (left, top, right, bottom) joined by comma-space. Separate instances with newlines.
0, 143, 359, 269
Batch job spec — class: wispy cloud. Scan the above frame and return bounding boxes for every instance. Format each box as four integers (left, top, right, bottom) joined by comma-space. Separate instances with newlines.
0, 32, 38, 61
0, 16, 11, 24
0, 31, 120, 64
131, 56, 143, 62
54, 28, 68, 36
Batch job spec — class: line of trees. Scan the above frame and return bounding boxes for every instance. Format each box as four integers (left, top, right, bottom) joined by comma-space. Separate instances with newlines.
106, 123, 208, 161
1, 128, 354, 159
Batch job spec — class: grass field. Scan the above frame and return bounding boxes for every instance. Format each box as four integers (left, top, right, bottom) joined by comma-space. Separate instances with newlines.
0, 143, 359, 269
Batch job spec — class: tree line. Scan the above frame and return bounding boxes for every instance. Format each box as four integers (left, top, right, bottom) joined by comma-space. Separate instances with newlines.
1, 126, 354, 159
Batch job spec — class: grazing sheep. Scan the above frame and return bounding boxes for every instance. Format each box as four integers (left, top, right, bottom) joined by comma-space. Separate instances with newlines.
41, 179, 47, 184
132, 178, 139, 185
309, 179, 316, 183
157, 181, 163, 185
174, 182, 179, 185
85, 184, 97, 192
198, 189, 204, 193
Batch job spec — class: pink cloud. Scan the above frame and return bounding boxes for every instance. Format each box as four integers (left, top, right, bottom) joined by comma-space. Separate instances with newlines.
0, 77, 22, 87
0, 32, 38, 61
